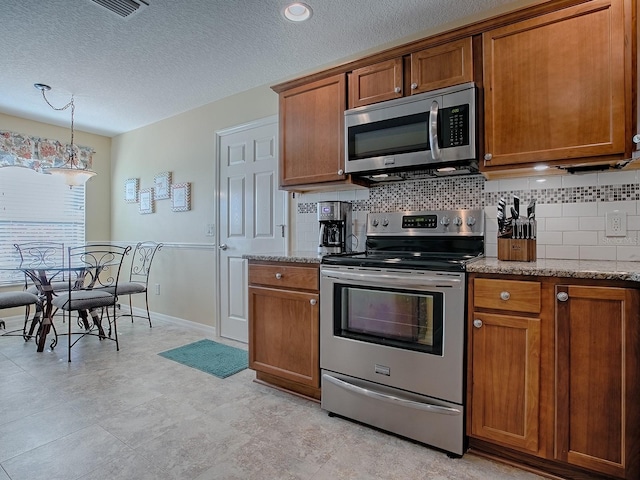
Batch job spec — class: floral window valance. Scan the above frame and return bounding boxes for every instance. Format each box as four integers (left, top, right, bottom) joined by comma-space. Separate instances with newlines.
0, 130, 94, 172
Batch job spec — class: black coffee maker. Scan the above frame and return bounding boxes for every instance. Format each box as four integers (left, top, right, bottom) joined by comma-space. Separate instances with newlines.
317, 201, 352, 255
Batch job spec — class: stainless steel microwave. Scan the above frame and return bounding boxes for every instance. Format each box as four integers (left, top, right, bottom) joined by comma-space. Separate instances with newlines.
344, 82, 477, 175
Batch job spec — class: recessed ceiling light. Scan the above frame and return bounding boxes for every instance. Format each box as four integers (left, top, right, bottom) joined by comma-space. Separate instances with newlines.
283, 2, 312, 22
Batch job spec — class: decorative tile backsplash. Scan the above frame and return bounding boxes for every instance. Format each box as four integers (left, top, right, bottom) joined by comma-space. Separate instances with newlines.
293, 169, 640, 262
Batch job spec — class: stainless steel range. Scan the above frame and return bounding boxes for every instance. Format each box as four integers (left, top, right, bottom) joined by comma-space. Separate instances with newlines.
320, 209, 484, 457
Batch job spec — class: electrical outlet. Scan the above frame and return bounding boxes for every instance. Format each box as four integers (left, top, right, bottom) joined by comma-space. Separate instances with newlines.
154, 283, 160, 295
606, 211, 627, 237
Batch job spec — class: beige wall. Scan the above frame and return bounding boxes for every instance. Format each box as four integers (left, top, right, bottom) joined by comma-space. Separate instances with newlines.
110, 85, 278, 328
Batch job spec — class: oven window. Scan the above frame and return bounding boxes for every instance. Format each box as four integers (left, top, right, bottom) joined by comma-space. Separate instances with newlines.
333, 284, 443, 355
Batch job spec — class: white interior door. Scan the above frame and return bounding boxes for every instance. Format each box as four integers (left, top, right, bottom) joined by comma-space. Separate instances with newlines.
216, 116, 286, 342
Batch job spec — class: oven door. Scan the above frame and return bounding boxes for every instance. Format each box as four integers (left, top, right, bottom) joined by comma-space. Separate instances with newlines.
320, 265, 466, 404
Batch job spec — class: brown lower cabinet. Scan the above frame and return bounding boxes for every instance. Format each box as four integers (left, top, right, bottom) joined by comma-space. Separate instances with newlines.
468, 274, 640, 480
248, 261, 320, 400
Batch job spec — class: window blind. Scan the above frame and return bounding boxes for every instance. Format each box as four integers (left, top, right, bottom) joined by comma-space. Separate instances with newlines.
0, 167, 85, 285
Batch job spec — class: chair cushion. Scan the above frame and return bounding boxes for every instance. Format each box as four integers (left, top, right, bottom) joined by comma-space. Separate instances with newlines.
103, 282, 146, 295
26, 281, 70, 294
0, 291, 40, 308
51, 290, 115, 311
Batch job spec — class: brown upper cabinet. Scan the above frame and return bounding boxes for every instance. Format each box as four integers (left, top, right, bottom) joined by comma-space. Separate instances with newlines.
277, 74, 348, 190
482, 0, 631, 173
348, 37, 474, 109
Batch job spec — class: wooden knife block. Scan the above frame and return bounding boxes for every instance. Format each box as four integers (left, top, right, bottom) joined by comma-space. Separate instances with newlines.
498, 238, 537, 262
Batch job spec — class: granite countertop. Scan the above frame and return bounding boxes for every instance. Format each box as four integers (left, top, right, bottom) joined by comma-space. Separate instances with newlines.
242, 253, 640, 281
467, 257, 640, 282
242, 251, 322, 264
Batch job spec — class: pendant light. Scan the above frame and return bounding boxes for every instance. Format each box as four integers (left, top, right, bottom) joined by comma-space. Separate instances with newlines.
34, 83, 96, 187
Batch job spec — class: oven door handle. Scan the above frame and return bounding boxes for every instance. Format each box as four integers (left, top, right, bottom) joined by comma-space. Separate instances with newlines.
321, 268, 461, 287
323, 374, 461, 416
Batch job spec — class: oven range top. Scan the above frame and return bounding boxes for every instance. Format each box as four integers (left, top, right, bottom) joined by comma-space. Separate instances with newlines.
321, 251, 483, 272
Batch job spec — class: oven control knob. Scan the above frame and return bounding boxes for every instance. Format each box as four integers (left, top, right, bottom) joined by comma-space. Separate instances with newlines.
440, 216, 450, 226
467, 216, 476, 227
371, 218, 379, 227
453, 217, 463, 226
382, 218, 389, 227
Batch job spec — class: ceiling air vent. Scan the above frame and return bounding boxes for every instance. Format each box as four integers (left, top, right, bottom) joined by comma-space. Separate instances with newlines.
90, 0, 149, 18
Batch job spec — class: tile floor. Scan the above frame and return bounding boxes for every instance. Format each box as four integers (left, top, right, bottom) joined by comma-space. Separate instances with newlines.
0, 316, 545, 480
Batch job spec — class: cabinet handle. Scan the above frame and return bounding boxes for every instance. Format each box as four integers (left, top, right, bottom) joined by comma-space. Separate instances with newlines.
500, 291, 510, 301
633, 134, 640, 144
310, 298, 317, 306
275, 273, 282, 280
410, 82, 418, 90
484, 153, 492, 161
557, 291, 569, 302
337, 169, 344, 175
394, 87, 401, 93
473, 319, 483, 328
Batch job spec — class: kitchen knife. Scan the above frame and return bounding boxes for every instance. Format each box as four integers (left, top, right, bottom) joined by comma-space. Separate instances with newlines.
497, 210, 504, 234
513, 195, 520, 219
510, 206, 518, 220
497, 200, 505, 233
527, 198, 536, 219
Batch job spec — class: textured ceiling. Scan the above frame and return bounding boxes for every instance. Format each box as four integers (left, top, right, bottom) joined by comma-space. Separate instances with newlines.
0, 0, 538, 137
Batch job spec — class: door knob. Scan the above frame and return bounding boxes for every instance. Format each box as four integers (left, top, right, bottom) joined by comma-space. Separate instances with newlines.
218, 244, 228, 250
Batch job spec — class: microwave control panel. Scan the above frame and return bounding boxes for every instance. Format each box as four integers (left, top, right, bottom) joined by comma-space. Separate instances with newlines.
441, 105, 469, 148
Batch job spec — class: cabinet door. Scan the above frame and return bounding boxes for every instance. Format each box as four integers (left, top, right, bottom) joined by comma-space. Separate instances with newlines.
279, 74, 346, 188
248, 286, 319, 388
482, 0, 627, 167
470, 311, 541, 453
410, 36, 473, 94
555, 285, 639, 479
348, 58, 403, 109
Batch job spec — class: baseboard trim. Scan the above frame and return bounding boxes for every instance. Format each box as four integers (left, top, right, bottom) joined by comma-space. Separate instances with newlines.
1, 308, 217, 337
125, 306, 217, 336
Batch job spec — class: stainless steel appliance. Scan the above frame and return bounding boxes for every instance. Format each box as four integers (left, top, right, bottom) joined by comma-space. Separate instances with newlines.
320, 209, 484, 456
317, 201, 352, 255
344, 83, 477, 178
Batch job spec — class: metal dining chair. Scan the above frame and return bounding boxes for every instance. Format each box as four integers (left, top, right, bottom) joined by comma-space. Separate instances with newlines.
13, 242, 66, 326
0, 291, 42, 341
104, 241, 162, 327
51, 244, 131, 361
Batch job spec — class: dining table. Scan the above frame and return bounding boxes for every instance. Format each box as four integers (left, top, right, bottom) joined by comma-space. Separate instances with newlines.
2, 262, 95, 352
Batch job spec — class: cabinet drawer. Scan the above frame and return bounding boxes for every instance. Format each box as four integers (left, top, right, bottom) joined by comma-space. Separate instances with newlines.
474, 278, 541, 313
249, 263, 319, 291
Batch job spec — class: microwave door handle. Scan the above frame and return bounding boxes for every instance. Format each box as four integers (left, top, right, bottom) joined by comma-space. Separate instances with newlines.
429, 100, 441, 161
